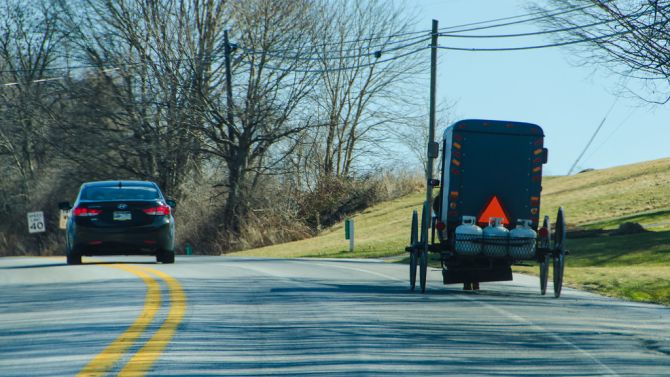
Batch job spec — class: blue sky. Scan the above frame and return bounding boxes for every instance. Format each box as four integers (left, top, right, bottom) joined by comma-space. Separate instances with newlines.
413, 0, 670, 176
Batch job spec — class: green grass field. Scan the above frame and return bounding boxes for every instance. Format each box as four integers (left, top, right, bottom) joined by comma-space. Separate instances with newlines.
539, 157, 670, 228
234, 158, 670, 305
516, 231, 670, 305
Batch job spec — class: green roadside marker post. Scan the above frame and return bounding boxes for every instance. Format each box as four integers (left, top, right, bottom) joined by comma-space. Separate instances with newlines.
185, 243, 192, 256
344, 219, 354, 252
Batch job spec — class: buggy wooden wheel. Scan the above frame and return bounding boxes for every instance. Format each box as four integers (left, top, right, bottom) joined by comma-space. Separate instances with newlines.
419, 250, 428, 293
409, 210, 418, 291
553, 207, 566, 298
539, 215, 551, 295
540, 254, 550, 295
419, 201, 430, 293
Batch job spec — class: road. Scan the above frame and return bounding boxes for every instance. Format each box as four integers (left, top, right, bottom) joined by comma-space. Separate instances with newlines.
1, 256, 669, 376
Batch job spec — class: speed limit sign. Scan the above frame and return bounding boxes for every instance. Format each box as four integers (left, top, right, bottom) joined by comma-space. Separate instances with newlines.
27, 211, 46, 234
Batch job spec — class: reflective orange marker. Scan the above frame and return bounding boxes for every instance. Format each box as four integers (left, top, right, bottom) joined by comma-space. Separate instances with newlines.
478, 196, 510, 225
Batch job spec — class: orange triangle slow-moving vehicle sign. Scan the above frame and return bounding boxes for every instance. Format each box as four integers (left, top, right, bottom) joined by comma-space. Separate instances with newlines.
478, 196, 510, 226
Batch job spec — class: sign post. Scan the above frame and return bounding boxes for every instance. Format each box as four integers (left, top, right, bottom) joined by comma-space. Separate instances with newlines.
349, 219, 354, 252
344, 219, 354, 252
27, 211, 46, 234
59, 210, 69, 230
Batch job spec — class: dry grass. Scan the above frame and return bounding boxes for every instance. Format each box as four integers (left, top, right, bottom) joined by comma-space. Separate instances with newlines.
233, 191, 424, 258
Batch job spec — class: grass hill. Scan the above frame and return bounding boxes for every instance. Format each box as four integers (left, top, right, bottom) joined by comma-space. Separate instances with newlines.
540, 157, 670, 229
233, 157, 670, 305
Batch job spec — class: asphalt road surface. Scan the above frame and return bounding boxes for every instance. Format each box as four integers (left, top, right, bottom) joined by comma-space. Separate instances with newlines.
1, 256, 669, 376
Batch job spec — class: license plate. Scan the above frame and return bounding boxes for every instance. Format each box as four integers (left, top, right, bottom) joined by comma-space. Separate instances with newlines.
113, 211, 132, 221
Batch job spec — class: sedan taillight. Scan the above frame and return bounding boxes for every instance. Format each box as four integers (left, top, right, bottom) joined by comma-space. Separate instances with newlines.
143, 204, 171, 216
73, 207, 103, 217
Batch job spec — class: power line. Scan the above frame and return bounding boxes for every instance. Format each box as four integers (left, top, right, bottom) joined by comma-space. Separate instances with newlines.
0, 67, 125, 88
567, 99, 618, 175
0, 62, 143, 75
437, 2, 606, 34
239, 36, 430, 62
278, 28, 433, 51
254, 46, 427, 74
239, 12, 614, 59
0, 2, 661, 84
252, 30, 430, 54
0, 42, 427, 87
0, 18, 651, 86
238, 6, 644, 62
434, 21, 662, 52
437, 13, 644, 39
0, 33, 428, 77
582, 107, 637, 165
0, 64, 97, 74
256, 3, 647, 59
439, 1, 609, 33
229, 2, 609, 56
0, 2, 631, 74
270, 1, 607, 52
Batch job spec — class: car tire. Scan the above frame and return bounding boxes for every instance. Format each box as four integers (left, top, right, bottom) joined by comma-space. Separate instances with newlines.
67, 252, 81, 265
65, 236, 81, 265
158, 249, 175, 264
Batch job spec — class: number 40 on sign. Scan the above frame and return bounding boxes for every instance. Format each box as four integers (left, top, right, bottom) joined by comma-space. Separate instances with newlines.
27, 211, 45, 234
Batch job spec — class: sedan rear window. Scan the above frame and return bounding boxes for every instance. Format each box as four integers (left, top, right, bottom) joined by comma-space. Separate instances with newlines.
80, 186, 160, 201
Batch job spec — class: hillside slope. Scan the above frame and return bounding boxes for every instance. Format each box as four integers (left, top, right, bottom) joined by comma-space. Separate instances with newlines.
540, 157, 670, 228
235, 157, 670, 258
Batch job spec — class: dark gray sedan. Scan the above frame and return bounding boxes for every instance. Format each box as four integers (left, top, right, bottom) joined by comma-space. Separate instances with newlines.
61, 180, 176, 265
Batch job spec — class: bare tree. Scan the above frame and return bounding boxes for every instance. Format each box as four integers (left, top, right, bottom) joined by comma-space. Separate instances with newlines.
195, 0, 320, 237
53, 0, 225, 195
311, 0, 426, 177
55, 0, 321, 242
389, 99, 456, 176
532, 0, 670, 104
0, 0, 63, 204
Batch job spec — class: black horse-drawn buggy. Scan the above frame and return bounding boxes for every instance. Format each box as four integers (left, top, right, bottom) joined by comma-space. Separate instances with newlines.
407, 119, 567, 297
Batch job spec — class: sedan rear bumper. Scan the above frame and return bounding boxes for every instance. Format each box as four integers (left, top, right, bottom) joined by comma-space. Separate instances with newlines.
72, 222, 174, 256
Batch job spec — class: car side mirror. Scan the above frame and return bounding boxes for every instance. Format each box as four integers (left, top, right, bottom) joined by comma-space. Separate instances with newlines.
166, 199, 177, 209
58, 201, 71, 210
542, 148, 548, 164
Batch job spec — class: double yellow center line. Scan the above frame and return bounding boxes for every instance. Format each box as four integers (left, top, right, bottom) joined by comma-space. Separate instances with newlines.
77, 265, 186, 377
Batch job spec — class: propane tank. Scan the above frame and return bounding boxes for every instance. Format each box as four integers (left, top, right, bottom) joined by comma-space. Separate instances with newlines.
482, 217, 509, 257
454, 216, 483, 256
509, 219, 537, 260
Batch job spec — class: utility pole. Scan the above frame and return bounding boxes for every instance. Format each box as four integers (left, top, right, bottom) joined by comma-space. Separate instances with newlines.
424, 19, 439, 249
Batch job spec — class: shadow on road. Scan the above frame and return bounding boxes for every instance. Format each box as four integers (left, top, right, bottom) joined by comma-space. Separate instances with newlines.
0, 259, 159, 269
